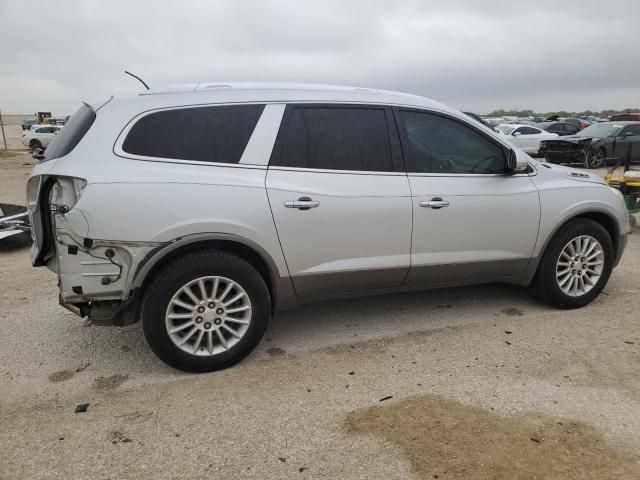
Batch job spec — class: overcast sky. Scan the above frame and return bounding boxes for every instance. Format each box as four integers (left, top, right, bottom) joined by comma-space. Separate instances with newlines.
1, 0, 639, 115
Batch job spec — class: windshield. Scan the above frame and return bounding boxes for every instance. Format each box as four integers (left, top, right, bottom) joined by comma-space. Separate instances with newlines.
496, 125, 515, 135
577, 123, 622, 138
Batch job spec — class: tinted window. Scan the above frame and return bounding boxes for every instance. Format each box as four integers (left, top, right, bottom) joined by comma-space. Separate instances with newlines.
518, 126, 540, 135
272, 106, 393, 172
622, 125, 640, 135
43, 104, 96, 162
398, 110, 506, 174
122, 104, 265, 163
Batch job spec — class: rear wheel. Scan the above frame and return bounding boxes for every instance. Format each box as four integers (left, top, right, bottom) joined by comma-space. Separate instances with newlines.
532, 219, 613, 308
29, 139, 42, 150
142, 250, 271, 372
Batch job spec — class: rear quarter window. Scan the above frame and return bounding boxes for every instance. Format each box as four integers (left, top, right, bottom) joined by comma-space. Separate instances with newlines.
42, 104, 96, 162
122, 104, 265, 164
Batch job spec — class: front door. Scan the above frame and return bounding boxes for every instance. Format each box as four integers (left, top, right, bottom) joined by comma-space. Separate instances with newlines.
395, 109, 540, 285
266, 105, 412, 297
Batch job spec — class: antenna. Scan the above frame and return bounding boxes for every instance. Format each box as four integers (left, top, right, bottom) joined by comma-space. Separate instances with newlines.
124, 71, 150, 90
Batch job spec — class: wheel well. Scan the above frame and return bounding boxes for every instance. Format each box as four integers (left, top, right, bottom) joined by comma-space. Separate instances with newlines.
573, 211, 619, 255
138, 239, 277, 315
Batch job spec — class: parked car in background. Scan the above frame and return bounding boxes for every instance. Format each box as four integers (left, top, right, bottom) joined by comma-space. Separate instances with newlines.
483, 117, 508, 128
537, 121, 581, 136
21, 125, 62, 150
580, 115, 605, 123
21, 119, 37, 131
609, 112, 640, 122
26, 82, 630, 372
564, 118, 591, 130
496, 124, 558, 155
463, 111, 494, 130
539, 121, 640, 168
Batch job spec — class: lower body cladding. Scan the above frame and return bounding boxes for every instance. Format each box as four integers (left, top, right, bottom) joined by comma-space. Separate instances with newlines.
52, 212, 160, 325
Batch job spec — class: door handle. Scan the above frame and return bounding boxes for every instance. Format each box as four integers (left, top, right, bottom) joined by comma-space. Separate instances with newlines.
284, 197, 320, 210
420, 197, 449, 209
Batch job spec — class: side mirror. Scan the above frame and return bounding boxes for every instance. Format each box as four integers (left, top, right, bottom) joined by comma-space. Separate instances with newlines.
512, 131, 522, 137
506, 149, 529, 172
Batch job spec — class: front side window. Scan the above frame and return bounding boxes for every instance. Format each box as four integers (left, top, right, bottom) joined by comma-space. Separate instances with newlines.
398, 110, 507, 174
271, 106, 394, 172
122, 104, 265, 163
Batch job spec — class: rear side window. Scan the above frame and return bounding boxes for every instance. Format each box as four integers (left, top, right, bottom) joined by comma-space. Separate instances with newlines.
271, 106, 394, 172
43, 104, 96, 162
398, 110, 507, 174
122, 104, 265, 163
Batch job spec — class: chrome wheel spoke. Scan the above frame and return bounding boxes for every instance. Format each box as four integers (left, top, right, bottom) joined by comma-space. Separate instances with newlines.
223, 292, 245, 307
178, 326, 198, 346
216, 329, 228, 350
226, 305, 250, 314
172, 299, 195, 311
168, 313, 193, 320
211, 277, 220, 301
225, 316, 249, 325
192, 330, 205, 353
218, 283, 234, 303
221, 324, 241, 338
197, 279, 208, 300
182, 286, 200, 305
207, 331, 214, 354
170, 320, 195, 334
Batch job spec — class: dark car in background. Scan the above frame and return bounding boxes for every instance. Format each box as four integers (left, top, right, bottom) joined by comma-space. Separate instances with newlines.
539, 121, 640, 168
21, 119, 37, 131
563, 117, 591, 130
537, 121, 582, 136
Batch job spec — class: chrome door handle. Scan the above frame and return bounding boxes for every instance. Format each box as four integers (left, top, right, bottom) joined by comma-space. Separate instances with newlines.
284, 197, 320, 210
420, 197, 449, 209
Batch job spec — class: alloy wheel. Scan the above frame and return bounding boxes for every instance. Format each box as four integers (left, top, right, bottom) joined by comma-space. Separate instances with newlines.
165, 276, 252, 356
555, 235, 604, 297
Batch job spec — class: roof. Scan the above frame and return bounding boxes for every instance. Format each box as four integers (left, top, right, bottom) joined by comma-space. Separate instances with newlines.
123, 81, 452, 113
498, 123, 541, 128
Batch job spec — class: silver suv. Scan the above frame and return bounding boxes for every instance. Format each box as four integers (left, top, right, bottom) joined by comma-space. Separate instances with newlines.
27, 83, 630, 372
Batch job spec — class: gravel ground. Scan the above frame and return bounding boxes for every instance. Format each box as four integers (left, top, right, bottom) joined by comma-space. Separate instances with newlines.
1, 151, 639, 479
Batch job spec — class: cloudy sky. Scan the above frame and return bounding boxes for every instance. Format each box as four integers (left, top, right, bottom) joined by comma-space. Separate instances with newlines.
1, 0, 639, 115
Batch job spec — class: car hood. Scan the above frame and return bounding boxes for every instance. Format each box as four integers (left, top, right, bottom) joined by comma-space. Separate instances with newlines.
542, 135, 599, 144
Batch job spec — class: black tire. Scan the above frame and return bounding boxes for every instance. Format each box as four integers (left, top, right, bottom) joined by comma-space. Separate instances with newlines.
29, 139, 42, 150
532, 218, 613, 309
142, 250, 271, 372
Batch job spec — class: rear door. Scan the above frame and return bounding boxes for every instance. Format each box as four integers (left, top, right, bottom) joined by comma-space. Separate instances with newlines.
395, 108, 540, 285
266, 105, 412, 297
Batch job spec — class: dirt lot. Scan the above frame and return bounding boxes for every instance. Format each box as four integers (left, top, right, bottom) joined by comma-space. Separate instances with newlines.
1, 148, 639, 479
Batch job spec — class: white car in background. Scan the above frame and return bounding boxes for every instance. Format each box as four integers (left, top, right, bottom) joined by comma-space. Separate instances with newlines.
496, 124, 558, 155
21, 125, 62, 150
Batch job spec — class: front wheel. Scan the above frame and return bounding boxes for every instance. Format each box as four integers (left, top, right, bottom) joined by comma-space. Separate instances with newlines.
532, 219, 613, 308
585, 148, 605, 169
142, 250, 271, 372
